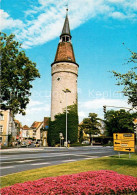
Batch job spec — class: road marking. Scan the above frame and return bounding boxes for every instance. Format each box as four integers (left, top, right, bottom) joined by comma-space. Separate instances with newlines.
84, 156, 99, 159
17, 160, 35, 163
0, 166, 14, 169
24, 160, 35, 162
0, 153, 71, 161
31, 162, 50, 166
2, 159, 36, 164
61, 160, 76, 162
71, 154, 99, 158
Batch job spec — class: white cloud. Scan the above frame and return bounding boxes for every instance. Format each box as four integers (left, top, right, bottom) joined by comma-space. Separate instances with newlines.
78, 98, 132, 122
80, 98, 129, 109
0, 9, 24, 31
78, 111, 86, 118
1, 0, 137, 48
28, 100, 43, 107
38, 0, 56, 6
109, 11, 126, 19
16, 99, 50, 126
108, 0, 124, 3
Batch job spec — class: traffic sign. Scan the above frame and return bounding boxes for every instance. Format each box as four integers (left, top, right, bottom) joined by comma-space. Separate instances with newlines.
114, 146, 135, 153
113, 133, 135, 153
113, 133, 134, 141
114, 140, 134, 147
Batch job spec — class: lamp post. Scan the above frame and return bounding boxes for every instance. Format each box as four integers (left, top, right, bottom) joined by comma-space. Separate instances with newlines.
59, 133, 63, 147
63, 89, 71, 147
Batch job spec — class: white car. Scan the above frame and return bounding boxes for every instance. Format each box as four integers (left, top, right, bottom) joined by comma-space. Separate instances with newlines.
82, 140, 90, 145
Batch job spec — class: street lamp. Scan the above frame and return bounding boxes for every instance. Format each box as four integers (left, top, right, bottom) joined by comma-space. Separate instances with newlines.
59, 133, 63, 147
63, 89, 71, 147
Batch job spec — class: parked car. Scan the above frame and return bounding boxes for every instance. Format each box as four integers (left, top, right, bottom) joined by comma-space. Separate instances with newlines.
26, 140, 32, 146
21, 142, 27, 147
82, 140, 90, 145
34, 141, 40, 147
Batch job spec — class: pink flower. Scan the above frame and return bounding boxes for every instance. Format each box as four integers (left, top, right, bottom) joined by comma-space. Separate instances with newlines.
1, 170, 137, 195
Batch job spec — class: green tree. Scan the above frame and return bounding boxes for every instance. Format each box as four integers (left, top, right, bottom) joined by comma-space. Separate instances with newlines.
104, 109, 137, 137
0, 33, 40, 115
112, 44, 137, 108
78, 127, 84, 143
47, 104, 78, 146
80, 113, 101, 144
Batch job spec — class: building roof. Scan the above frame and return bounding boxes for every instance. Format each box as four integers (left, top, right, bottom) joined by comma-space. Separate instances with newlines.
31, 121, 43, 129
15, 120, 20, 124
52, 10, 78, 66
54, 42, 76, 63
61, 13, 71, 37
22, 125, 30, 130
14, 120, 22, 128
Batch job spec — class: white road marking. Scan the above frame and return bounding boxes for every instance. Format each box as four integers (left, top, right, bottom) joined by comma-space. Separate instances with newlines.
31, 162, 50, 166
71, 154, 99, 158
1, 153, 71, 161
84, 156, 99, 159
62, 160, 76, 162
23, 160, 35, 162
0, 166, 14, 169
0, 156, 9, 159
2, 159, 36, 164
17, 160, 35, 163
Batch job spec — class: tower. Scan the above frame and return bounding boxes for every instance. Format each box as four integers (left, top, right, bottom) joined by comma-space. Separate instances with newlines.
51, 10, 79, 121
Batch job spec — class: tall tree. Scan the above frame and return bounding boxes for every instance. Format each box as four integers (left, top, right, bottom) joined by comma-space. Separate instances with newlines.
80, 113, 101, 144
104, 109, 137, 137
112, 44, 137, 108
0, 33, 40, 115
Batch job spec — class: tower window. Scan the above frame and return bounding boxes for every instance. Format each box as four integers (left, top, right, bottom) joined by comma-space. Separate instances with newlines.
66, 37, 69, 42
68, 57, 71, 60
0, 125, 3, 133
0, 114, 4, 121
57, 77, 60, 81
62, 37, 65, 42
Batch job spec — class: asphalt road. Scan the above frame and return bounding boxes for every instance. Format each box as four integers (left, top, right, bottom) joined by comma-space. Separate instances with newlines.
0, 146, 117, 176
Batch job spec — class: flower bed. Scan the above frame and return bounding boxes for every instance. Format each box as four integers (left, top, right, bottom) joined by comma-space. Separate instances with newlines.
1, 170, 137, 194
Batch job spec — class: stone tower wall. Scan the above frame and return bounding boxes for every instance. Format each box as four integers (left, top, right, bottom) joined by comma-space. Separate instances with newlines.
51, 62, 78, 120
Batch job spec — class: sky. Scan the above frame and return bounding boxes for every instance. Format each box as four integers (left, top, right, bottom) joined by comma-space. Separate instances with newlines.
1, 0, 137, 126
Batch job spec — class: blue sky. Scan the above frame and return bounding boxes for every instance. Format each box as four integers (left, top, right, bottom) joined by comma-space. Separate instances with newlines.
1, 0, 137, 126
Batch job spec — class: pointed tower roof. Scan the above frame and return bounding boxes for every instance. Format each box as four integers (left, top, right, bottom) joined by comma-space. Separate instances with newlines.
61, 11, 71, 37
52, 10, 78, 67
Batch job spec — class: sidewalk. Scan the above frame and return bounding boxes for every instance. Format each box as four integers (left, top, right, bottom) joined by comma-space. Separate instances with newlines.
0, 146, 70, 153
0, 147, 45, 153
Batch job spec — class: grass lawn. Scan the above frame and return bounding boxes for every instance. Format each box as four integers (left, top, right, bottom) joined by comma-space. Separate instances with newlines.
1, 154, 137, 188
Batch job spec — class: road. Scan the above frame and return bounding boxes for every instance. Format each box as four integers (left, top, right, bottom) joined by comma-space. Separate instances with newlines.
1, 146, 117, 176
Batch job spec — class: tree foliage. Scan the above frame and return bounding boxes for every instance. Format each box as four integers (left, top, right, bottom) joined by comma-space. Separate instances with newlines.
104, 109, 137, 137
112, 44, 137, 108
0, 33, 40, 115
47, 104, 78, 146
80, 113, 101, 144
